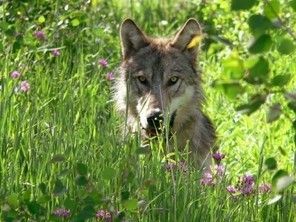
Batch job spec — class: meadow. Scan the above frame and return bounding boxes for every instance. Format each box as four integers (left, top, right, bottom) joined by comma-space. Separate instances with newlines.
0, 0, 295, 221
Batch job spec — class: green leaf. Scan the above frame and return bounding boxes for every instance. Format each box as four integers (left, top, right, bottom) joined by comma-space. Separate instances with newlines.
83, 193, 101, 206
50, 154, 65, 163
75, 175, 88, 186
267, 194, 282, 205
4, 25, 15, 36
216, 82, 245, 99
290, 0, 296, 11
83, 196, 95, 207
244, 56, 259, 69
38, 15, 46, 24
12, 36, 24, 53
38, 183, 47, 195
71, 18, 80, 27
64, 198, 76, 211
53, 179, 66, 196
0, 21, 9, 31
2, 210, 18, 221
264, 157, 277, 170
121, 191, 130, 201
287, 102, 296, 112
271, 74, 291, 86
275, 176, 294, 192
231, 0, 258, 10
248, 14, 272, 36
37, 195, 50, 204
248, 34, 272, 54
22, 190, 31, 202
222, 55, 244, 79
272, 170, 294, 192
76, 162, 87, 176
27, 201, 45, 216
246, 57, 269, 84
75, 205, 95, 221
267, 103, 282, 123
59, 169, 70, 177
123, 199, 138, 211
277, 38, 295, 55
236, 94, 266, 115
278, 147, 287, 156
7, 194, 19, 209
102, 167, 116, 180
264, 0, 280, 19
272, 170, 288, 182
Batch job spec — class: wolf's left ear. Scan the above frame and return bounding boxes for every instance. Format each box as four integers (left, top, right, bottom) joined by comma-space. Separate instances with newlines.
171, 19, 203, 60
120, 19, 149, 59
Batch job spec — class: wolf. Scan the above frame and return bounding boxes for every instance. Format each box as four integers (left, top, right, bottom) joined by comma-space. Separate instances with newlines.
114, 18, 216, 169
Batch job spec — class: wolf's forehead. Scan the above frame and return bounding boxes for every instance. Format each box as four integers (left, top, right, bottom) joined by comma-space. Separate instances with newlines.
128, 48, 192, 74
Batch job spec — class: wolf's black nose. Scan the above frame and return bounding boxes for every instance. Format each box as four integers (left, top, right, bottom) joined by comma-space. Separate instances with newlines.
147, 112, 163, 129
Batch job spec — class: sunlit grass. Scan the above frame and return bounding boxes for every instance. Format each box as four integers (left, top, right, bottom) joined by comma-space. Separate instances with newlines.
0, 0, 295, 221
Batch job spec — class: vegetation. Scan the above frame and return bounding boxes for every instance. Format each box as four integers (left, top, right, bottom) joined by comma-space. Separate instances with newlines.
0, 0, 295, 221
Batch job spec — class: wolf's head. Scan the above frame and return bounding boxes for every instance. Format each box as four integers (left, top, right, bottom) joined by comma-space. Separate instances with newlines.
114, 19, 204, 137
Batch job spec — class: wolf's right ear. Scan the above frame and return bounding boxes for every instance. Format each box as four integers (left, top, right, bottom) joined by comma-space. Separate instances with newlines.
171, 19, 203, 62
120, 19, 149, 59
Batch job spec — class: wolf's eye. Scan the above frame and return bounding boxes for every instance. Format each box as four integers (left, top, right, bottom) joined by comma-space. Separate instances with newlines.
138, 76, 148, 84
168, 76, 179, 86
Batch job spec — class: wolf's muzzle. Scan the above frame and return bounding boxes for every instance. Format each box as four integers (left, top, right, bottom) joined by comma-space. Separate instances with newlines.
169, 111, 176, 128
144, 111, 177, 136
147, 111, 163, 130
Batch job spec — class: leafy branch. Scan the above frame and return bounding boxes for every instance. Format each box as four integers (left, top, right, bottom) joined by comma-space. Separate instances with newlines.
263, 0, 296, 41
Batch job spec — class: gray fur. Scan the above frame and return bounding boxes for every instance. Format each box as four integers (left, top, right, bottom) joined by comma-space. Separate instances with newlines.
114, 19, 216, 169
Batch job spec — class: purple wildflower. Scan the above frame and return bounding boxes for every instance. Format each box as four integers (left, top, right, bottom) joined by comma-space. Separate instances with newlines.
96, 209, 112, 222
212, 151, 225, 164
242, 174, 255, 185
20, 80, 30, 93
164, 161, 188, 173
34, 30, 45, 41
215, 164, 225, 177
226, 185, 238, 194
11, 70, 21, 79
241, 186, 254, 195
200, 171, 214, 186
259, 183, 271, 194
240, 174, 255, 195
51, 48, 61, 57
178, 160, 188, 173
106, 72, 115, 81
98, 59, 108, 68
53, 208, 71, 218
164, 162, 178, 171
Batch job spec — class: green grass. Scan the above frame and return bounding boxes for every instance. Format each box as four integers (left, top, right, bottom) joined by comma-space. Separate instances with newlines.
0, 0, 295, 221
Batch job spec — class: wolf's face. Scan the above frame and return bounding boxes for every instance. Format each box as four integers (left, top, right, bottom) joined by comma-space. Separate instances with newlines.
115, 19, 204, 137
